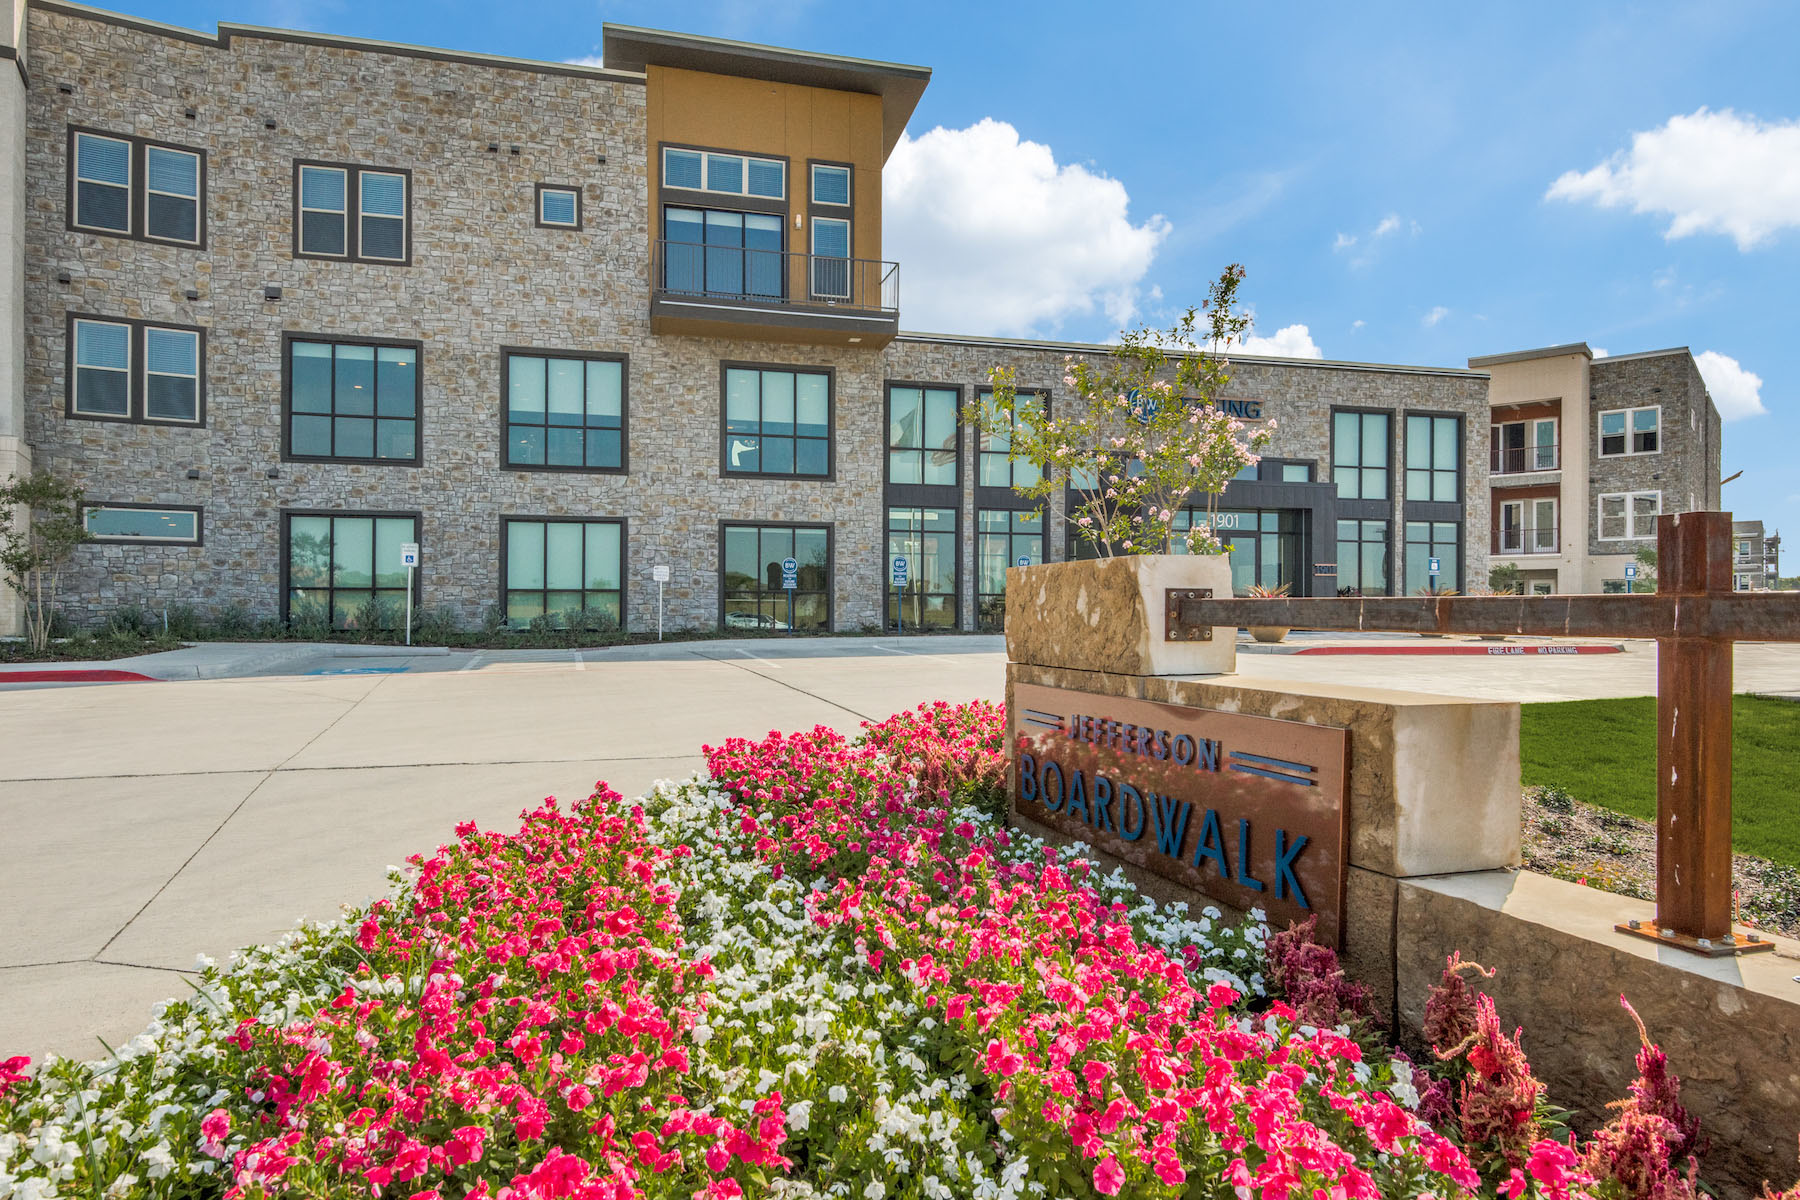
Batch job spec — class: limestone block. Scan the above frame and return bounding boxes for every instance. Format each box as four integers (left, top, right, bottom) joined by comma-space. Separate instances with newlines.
1005, 554, 1235, 677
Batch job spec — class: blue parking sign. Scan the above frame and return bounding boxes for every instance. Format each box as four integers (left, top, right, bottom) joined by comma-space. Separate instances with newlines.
891, 556, 909, 586
781, 556, 798, 588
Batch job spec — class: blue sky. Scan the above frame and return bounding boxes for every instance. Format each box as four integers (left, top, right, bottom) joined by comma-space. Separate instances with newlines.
128, 0, 1800, 550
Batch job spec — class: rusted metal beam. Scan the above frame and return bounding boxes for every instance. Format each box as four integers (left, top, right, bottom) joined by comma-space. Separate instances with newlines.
1167, 592, 1800, 642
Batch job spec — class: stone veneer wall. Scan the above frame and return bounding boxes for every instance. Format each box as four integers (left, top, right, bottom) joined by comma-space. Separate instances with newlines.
22, 4, 1491, 634
1587, 352, 1721, 556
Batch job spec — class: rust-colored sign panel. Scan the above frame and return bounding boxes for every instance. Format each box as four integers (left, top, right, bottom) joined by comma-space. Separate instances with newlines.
1010, 682, 1350, 945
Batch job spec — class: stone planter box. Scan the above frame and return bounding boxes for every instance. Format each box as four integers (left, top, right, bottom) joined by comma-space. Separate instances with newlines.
1004, 554, 1235, 676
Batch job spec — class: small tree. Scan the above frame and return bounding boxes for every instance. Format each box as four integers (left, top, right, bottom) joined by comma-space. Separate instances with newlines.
0, 471, 96, 654
969, 265, 1275, 556
1488, 562, 1524, 595
1631, 546, 1658, 593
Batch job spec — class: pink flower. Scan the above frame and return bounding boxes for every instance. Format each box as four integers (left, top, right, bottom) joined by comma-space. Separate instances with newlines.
1093, 1154, 1125, 1195
983, 1038, 1025, 1078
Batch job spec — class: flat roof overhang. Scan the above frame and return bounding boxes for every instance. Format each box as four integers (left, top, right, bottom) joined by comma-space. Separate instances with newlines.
650, 295, 897, 348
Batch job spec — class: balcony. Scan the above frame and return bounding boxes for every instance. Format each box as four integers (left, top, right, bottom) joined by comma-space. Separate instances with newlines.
650, 240, 900, 347
1491, 443, 1560, 475
1493, 526, 1560, 556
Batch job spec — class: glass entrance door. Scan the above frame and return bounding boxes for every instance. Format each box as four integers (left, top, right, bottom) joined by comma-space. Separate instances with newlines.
1176, 508, 1307, 594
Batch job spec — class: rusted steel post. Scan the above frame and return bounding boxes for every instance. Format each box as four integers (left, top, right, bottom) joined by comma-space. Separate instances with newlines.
1655, 512, 1735, 942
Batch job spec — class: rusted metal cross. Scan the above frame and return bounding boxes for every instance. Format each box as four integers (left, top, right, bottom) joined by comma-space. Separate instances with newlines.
1165, 511, 1800, 957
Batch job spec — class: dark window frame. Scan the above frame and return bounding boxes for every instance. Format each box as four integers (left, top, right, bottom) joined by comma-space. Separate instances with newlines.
65, 125, 208, 249
1329, 405, 1394, 507
974, 387, 1051, 506
807, 159, 854, 213
1334, 517, 1391, 597
976, 507, 1046, 631
884, 380, 963, 493
885, 503, 961, 633
659, 141, 790, 213
1403, 410, 1464, 504
64, 311, 208, 427
280, 332, 424, 467
718, 361, 836, 481
1403, 519, 1464, 594
534, 182, 584, 230
717, 520, 834, 633
78, 501, 204, 546
498, 515, 629, 630
499, 346, 629, 476
279, 508, 423, 627
291, 159, 414, 265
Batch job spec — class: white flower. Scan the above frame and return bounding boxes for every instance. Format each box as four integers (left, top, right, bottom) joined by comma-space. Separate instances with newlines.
828, 1084, 848, 1103
786, 1100, 813, 1131
864, 1182, 886, 1200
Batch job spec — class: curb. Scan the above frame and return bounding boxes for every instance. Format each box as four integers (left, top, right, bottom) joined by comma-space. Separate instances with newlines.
1290, 643, 1625, 656
0, 668, 157, 683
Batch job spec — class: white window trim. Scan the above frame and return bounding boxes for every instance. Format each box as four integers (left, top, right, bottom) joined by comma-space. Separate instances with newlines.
82, 505, 201, 544
810, 163, 852, 207
144, 146, 202, 246
538, 187, 579, 227
357, 170, 408, 263
1597, 404, 1661, 457
71, 317, 132, 418
73, 132, 133, 235
298, 165, 349, 258
144, 327, 202, 425
662, 147, 785, 200
1597, 490, 1661, 541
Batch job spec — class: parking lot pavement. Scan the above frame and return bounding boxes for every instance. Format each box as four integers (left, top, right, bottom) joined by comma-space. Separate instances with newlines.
5, 632, 1797, 1063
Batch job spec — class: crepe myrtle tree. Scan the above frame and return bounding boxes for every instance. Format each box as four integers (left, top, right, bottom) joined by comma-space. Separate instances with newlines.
0, 470, 95, 653
969, 265, 1275, 557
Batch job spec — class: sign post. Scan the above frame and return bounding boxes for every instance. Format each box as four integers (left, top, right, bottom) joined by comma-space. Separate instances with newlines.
399, 542, 420, 647
652, 564, 671, 640
1428, 556, 1441, 590
1625, 562, 1639, 593
891, 556, 909, 634
781, 557, 798, 634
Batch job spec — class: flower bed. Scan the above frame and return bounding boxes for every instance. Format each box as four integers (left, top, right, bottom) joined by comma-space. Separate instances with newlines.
1, 701, 1777, 1200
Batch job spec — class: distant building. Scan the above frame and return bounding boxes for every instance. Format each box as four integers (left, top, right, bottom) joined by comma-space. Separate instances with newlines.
1732, 520, 1779, 591
1470, 343, 1723, 595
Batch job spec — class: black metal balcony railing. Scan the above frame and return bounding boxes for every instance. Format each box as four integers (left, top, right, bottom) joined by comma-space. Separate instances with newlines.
1491, 443, 1560, 474
1493, 526, 1560, 555
653, 240, 899, 314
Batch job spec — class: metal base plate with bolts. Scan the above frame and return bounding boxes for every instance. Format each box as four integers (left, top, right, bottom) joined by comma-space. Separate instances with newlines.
1615, 920, 1775, 957
1164, 589, 1214, 641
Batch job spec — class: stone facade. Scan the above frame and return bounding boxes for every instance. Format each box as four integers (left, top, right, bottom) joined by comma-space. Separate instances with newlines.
1586, 349, 1722, 559
14, 2, 1490, 635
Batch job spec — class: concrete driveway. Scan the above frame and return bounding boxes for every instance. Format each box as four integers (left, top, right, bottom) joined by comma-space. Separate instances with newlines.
4, 633, 1797, 1063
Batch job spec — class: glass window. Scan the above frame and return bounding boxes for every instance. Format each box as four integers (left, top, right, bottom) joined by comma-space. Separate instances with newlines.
1598, 491, 1660, 540
1331, 411, 1389, 500
811, 217, 851, 298
1404, 521, 1460, 594
72, 319, 131, 417
977, 509, 1044, 631
298, 165, 348, 257
505, 353, 625, 471
663, 148, 703, 190
661, 206, 784, 299
1335, 519, 1390, 596
1599, 406, 1659, 457
977, 389, 1045, 490
538, 186, 580, 227
73, 132, 132, 233
358, 171, 407, 262
285, 513, 417, 630
887, 507, 958, 631
811, 163, 851, 206
1405, 414, 1461, 502
722, 524, 829, 632
287, 339, 418, 462
83, 505, 200, 543
723, 366, 830, 477
503, 519, 623, 629
1280, 462, 1314, 483
662, 147, 785, 199
144, 327, 200, 422
887, 385, 958, 486
144, 146, 200, 244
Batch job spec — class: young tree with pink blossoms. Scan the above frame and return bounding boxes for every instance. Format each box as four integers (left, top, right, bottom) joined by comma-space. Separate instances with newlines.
969, 264, 1276, 557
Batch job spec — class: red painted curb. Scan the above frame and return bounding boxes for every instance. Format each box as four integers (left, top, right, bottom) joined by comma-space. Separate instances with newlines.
1291, 644, 1623, 657
0, 668, 157, 682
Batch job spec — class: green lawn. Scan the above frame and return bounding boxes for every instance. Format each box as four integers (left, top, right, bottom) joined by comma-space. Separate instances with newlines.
1520, 695, 1800, 867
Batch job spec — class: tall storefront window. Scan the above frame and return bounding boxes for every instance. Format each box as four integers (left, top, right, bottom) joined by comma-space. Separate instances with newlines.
977, 509, 1043, 630
723, 366, 831, 478
1171, 509, 1304, 594
886, 507, 957, 630
887, 385, 959, 485
1404, 521, 1461, 593
1335, 519, 1390, 596
722, 524, 830, 631
1405, 415, 1462, 502
502, 519, 623, 629
285, 513, 417, 629
1331, 411, 1390, 500
977, 390, 1045, 489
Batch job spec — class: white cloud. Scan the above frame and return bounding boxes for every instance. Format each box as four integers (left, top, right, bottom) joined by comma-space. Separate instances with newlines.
1546, 108, 1800, 250
1422, 306, 1450, 328
1351, 319, 1366, 330
1694, 350, 1768, 420
1371, 214, 1402, 238
1332, 212, 1418, 265
1591, 347, 1610, 358
1238, 324, 1323, 359
563, 54, 606, 67
885, 119, 1168, 335
1332, 232, 1357, 251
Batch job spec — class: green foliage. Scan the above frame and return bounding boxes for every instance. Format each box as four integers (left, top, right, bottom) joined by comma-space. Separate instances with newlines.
417, 606, 462, 644
1520, 695, 1800, 865
1488, 562, 1524, 594
0, 470, 96, 654
967, 266, 1274, 556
